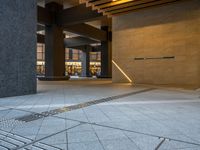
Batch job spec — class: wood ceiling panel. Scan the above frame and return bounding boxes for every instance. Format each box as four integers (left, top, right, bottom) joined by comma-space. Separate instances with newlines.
106, 0, 180, 15
98, 0, 156, 13
97, 0, 134, 9
90, 0, 113, 5
80, 0, 185, 17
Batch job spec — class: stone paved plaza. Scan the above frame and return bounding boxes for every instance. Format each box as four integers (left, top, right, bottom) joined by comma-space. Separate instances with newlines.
0, 79, 200, 150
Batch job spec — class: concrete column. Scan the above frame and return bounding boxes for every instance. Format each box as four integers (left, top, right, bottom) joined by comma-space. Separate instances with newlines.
44, 3, 65, 78
0, 0, 37, 97
100, 26, 112, 78
69, 49, 73, 60
81, 49, 90, 77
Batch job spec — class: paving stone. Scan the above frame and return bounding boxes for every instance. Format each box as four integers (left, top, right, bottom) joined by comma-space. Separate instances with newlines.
68, 141, 104, 150
101, 138, 140, 150
159, 140, 198, 150
68, 131, 99, 143
0, 80, 200, 150
125, 133, 162, 150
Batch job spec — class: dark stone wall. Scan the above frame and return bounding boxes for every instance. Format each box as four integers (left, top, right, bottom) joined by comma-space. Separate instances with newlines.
0, 0, 37, 97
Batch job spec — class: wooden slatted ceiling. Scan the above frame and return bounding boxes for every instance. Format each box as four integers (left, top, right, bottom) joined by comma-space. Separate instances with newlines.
80, 0, 184, 17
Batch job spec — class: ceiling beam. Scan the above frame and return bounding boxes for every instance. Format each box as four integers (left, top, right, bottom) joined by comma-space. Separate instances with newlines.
37, 23, 108, 41
63, 23, 107, 41
57, 4, 104, 26
69, 45, 101, 51
37, 4, 108, 42
37, 34, 101, 51
37, 6, 53, 25
37, 24, 45, 32
37, 34, 98, 47
64, 36, 99, 48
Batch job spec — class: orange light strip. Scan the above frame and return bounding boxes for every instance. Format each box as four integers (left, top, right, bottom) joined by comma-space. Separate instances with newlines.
112, 60, 133, 83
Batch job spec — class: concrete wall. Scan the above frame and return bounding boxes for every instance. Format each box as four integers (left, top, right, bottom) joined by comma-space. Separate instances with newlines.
0, 0, 37, 97
112, 0, 200, 89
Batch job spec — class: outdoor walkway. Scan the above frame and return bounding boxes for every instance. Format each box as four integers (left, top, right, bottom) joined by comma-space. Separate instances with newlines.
0, 79, 200, 150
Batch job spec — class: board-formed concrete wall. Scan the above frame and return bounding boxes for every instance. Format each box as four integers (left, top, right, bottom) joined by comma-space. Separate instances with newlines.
112, 0, 200, 89
0, 0, 37, 97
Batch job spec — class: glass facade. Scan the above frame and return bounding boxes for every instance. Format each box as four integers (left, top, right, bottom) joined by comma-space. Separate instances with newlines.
65, 49, 101, 76
65, 48, 70, 60
90, 52, 101, 61
90, 52, 101, 76
72, 50, 82, 60
36, 46, 101, 76
65, 49, 82, 76
36, 44, 45, 75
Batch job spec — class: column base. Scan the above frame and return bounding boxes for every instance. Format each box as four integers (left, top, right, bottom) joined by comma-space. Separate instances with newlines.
97, 75, 112, 78
38, 76, 70, 81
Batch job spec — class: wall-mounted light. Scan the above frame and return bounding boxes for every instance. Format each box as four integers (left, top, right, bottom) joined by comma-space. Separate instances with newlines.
112, 60, 133, 83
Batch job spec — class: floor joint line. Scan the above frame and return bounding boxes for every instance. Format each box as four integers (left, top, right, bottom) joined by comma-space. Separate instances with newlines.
57, 116, 200, 147
11, 123, 83, 150
155, 138, 166, 150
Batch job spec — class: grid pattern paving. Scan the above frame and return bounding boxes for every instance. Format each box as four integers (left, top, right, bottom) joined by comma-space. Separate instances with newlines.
0, 80, 200, 150
0, 129, 63, 150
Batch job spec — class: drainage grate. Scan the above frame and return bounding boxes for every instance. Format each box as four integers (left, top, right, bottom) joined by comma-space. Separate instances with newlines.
0, 129, 63, 150
16, 88, 155, 122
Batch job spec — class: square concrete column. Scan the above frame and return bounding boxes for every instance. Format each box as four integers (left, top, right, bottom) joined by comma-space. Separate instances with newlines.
100, 26, 112, 78
81, 50, 91, 77
45, 25, 65, 77
44, 3, 65, 78
0, 0, 37, 97
69, 49, 73, 60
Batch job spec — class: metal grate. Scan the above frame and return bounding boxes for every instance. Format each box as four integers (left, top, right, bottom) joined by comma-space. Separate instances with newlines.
16, 88, 155, 122
0, 129, 63, 150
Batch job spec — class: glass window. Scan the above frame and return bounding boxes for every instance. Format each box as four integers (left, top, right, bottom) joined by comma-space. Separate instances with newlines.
65, 48, 69, 60
90, 52, 96, 61
90, 52, 101, 61
78, 50, 82, 60
36, 44, 45, 75
97, 52, 101, 61
37, 44, 45, 61
37, 53, 43, 60
73, 50, 79, 60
